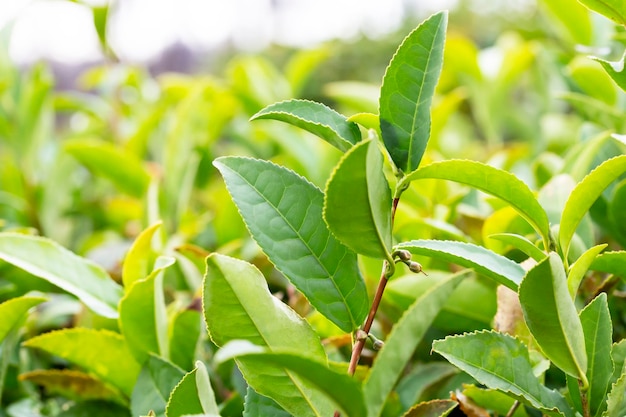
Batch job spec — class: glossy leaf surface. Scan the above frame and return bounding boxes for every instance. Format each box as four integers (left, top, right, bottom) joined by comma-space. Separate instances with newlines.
519, 253, 587, 381
0, 233, 123, 318
379, 11, 447, 173
401, 159, 551, 245
433, 331, 573, 417
396, 239, 525, 290
324, 139, 393, 260
250, 99, 360, 151
203, 254, 332, 417
364, 270, 468, 417
213, 156, 368, 332
560, 155, 626, 258
23, 328, 140, 395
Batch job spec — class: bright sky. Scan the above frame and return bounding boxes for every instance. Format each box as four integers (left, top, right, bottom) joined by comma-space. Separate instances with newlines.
0, 0, 459, 65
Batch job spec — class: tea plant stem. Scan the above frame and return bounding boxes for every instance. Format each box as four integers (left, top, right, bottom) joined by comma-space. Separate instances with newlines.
347, 197, 401, 376
579, 380, 590, 417
505, 400, 520, 417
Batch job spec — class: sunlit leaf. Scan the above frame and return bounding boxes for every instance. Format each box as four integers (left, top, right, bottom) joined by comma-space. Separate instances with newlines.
122, 222, 162, 288
23, 328, 141, 396
577, 0, 626, 25
567, 244, 607, 298
0, 233, 123, 318
489, 233, 546, 262
0, 296, 46, 343
379, 11, 447, 173
592, 52, 626, 92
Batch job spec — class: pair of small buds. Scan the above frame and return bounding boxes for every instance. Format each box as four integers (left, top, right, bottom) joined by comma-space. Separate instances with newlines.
393, 249, 427, 275
355, 329, 384, 350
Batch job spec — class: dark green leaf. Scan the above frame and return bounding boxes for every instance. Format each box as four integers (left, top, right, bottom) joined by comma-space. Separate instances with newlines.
379, 11, 447, 173
324, 139, 393, 260
519, 253, 587, 381
396, 239, 525, 290
433, 331, 573, 417
250, 99, 360, 151
364, 270, 468, 417
166, 361, 219, 417
0, 233, 123, 318
131, 355, 185, 417
243, 387, 291, 417
213, 157, 368, 332
400, 159, 551, 247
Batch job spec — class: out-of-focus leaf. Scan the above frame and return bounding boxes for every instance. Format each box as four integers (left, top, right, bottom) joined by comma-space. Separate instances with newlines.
213, 157, 368, 332
402, 400, 457, 417
560, 155, 626, 259
379, 11, 447, 173
119, 257, 175, 363
590, 250, 626, 278
433, 331, 573, 417
364, 271, 468, 417
462, 386, 528, 417
19, 369, 123, 404
251, 99, 360, 151
23, 328, 141, 396
243, 387, 290, 417
396, 239, 525, 290
122, 222, 162, 288
605, 368, 626, 417
169, 309, 201, 371
592, 52, 626, 92
540, 0, 592, 44
131, 355, 185, 417
577, 0, 626, 25
0, 233, 123, 318
65, 138, 150, 197
568, 56, 617, 105
324, 139, 393, 260
285, 46, 331, 96
0, 296, 46, 343
396, 363, 459, 410
519, 253, 587, 381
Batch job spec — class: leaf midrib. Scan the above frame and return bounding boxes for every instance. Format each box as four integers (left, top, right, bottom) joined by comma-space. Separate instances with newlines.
225, 163, 357, 327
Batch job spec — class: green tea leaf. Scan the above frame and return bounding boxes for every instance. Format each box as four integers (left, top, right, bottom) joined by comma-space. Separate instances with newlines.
166, 361, 218, 417
592, 52, 626, 92
606, 368, 626, 417
400, 159, 551, 246
540, 0, 592, 44
213, 157, 368, 332
169, 310, 201, 371
396, 363, 458, 410
489, 233, 546, 262
519, 253, 587, 381
379, 11, 447, 173
215, 341, 366, 417
0, 296, 46, 343
433, 331, 573, 417
364, 270, 468, 417
567, 56, 617, 105
0, 233, 123, 318
122, 222, 162, 288
65, 138, 150, 197
560, 155, 626, 259
250, 99, 360, 152
324, 139, 393, 260
119, 257, 175, 363
396, 239, 525, 290
402, 399, 457, 417
590, 251, 626, 277
577, 0, 626, 25
131, 355, 185, 417
19, 369, 123, 404
567, 244, 607, 298
203, 254, 333, 417
23, 328, 141, 396
461, 386, 529, 417
243, 387, 290, 417
579, 293, 613, 417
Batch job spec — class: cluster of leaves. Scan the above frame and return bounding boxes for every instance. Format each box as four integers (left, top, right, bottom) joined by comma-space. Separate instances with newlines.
3, 0, 626, 416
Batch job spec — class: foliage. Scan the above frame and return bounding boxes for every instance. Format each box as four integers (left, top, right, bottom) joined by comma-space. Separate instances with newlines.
2, 1, 626, 416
